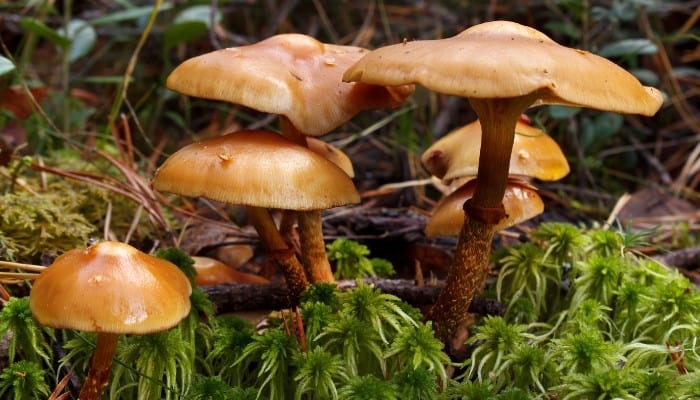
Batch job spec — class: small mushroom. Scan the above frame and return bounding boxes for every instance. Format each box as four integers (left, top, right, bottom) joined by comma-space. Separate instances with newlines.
422, 118, 569, 183
192, 256, 269, 286
152, 130, 359, 299
29, 241, 191, 400
425, 178, 544, 237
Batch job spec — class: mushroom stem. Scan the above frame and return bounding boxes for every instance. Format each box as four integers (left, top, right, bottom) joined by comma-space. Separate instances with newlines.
429, 218, 495, 348
78, 332, 119, 400
279, 117, 337, 284
279, 210, 301, 253
429, 96, 536, 346
469, 96, 539, 209
246, 206, 309, 302
297, 210, 335, 282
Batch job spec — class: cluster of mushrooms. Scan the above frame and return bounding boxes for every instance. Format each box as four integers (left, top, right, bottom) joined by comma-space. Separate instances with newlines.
153, 33, 414, 300
26, 20, 664, 397
341, 20, 663, 349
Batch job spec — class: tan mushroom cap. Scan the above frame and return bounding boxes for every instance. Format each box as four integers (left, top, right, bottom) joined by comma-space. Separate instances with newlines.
422, 119, 570, 182
167, 33, 414, 136
307, 137, 355, 177
425, 178, 544, 237
344, 20, 663, 116
29, 241, 192, 334
152, 130, 360, 210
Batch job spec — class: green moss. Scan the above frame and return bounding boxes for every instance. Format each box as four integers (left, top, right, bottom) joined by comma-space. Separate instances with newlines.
0, 191, 95, 261
0, 153, 166, 261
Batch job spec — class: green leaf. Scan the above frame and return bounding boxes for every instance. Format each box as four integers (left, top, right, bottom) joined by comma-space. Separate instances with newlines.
164, 20, 208, 49
89, 4, 173, 25
630, 68, 659, 86
20, 17, 70, 48
57, 19, 97, 63
164, 5, 220, 49
598, 38, 657, 58
0, 56, 15, 76
174, 5, 219, 27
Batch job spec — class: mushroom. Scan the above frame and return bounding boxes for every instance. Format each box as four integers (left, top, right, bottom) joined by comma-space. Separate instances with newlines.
192, 256, 269, 286
152, 130, 360, 299
166, 33, 413, 284
29, 241, 192, 400
166, 33, 413, 141
422, 118, 563, 237
344, 20, 663, 344
422, 118, 569, 184
425, 178, 544, 237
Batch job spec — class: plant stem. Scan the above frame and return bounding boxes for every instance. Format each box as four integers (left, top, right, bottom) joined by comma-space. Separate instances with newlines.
246, 206, 309, 303
429, 96, 537, 347
61, 0, 72, 135
106, 0, 161, 133
78, 332, 119, 400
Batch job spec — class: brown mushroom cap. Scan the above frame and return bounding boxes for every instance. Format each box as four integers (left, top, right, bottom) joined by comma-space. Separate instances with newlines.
425, 178, 544, 237
29, 241, 192, 334
343, 20, 663, 116
422, 119, 570, 182
167, 33, 414, 136
152, 130, 360, 210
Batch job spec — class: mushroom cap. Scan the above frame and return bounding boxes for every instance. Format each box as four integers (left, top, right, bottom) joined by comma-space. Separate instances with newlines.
29, 241, 192, 334
167, 33, 414, 136
307, 137, 355, 177
425, 178, 544, 237
192, 256, 269, 286
344, 20, 663, 116
422, 119, 570, 182
152, 130, 360, 210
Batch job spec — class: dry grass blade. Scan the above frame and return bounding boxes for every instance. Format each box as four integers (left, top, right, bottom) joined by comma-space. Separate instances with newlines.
0, 272, 39, 282
639, 12, 700, 189
48, 373, 73, 400
29, 150, 175, 245
0, 260, 46, 272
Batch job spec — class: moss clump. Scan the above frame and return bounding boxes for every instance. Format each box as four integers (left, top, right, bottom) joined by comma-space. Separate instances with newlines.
0, 152, 165, 262
0, 191, 95, 261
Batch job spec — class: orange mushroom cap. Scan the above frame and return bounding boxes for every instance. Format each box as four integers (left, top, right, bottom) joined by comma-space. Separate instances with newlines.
344, 20, 663, 116
425, 178, 544, 237
167, 33, 414, 136
422, 119, 570, 182
152, 130, 360, 210
29, 241, 192, 334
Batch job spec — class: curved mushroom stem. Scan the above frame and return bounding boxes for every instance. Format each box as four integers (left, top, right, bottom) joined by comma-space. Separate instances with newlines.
429, 95, 538, 348
279, 117, 336, 284
246, 206, 309, 303
78, 332, 119, 400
